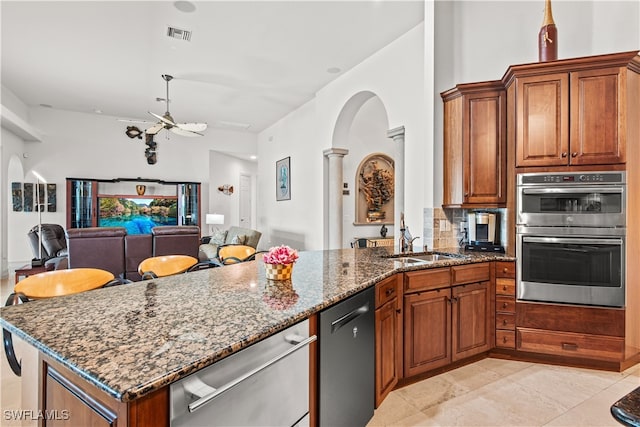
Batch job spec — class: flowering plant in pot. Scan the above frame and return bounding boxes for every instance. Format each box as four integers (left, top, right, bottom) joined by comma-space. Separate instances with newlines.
263, 245, 299, 280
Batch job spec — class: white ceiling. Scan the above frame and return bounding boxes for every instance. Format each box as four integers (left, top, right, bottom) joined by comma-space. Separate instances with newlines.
1, 1, 424, 134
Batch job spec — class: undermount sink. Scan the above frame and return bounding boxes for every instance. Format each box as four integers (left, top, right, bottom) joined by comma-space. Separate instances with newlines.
386, 252, 461, 264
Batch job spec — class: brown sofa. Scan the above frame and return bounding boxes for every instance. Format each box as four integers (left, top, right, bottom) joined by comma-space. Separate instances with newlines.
66, 225, 201, 281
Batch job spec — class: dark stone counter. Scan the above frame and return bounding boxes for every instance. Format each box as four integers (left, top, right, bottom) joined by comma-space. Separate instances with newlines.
1, 247, 513, 402
612, 386, 640, 427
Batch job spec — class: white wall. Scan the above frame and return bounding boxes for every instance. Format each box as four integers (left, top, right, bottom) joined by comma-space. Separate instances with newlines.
432, 0, 640, 206
3, 106, 257, 265
208, 151, 258, 237
342, 96, 394, 247
257, 23, 427, 251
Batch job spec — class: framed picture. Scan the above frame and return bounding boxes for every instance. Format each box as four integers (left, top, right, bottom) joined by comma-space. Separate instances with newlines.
276, 156, 291, 201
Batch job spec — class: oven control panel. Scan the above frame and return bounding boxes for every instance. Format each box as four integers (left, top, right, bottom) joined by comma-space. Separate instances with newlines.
518, 171, 625, 185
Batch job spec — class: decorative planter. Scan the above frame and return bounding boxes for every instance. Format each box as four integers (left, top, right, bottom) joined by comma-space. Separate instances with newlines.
265, 262, 294, 281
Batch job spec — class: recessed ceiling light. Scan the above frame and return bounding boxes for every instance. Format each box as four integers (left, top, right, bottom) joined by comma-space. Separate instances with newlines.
214, 120, 251, 130
327, 67, 341, 74
250, 155, 257, 160
93, 109, 103, 114
174, 1, 196, 13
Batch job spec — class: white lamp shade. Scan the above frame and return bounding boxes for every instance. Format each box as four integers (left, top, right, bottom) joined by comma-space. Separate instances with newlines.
206, 214, 225, 225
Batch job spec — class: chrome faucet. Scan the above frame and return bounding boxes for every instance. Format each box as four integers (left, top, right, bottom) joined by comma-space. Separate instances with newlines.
398, 213, 420, 253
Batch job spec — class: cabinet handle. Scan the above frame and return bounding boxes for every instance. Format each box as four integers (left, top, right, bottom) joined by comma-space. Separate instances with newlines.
503, 268, 508, 274
503, 336, 508, 343
502, 319, 508, 325
571, 152, 578, 157
562, 152, 568, 158
502, 285, 508, 291
502, 302, 509, 309
464, 192, 469, 197
561, 342, 578, 351
396, 309, 402, 314
385, 288, 395, 296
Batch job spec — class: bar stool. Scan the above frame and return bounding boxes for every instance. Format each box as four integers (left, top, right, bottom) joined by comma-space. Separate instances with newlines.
217, 245, 257, 265
4, 268, 120, 377
138, 255, 199, 280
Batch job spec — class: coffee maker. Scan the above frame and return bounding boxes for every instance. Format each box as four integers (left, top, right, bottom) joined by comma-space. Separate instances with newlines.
466, 212, 504, 252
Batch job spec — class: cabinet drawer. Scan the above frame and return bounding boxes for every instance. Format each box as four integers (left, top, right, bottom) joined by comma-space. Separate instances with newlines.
496, 330, 516, 349
496, 278, 515, 296
376, 275, 399, 309
496, 296, 516, 313
495, 261, 515, 278
496, 313, 515, 330
517, 328, 624, 361
451, 263, 490, 285
404, 268, 450, 294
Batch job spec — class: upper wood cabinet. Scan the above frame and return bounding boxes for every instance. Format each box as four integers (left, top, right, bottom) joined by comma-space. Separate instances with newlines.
505, 51, 640, 168
442, 81, 506, 208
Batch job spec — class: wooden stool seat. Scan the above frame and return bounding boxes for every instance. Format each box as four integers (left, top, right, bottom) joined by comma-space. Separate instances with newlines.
14, 268, 115, 299
218, 245, 257, 264
138, 255, 198, 279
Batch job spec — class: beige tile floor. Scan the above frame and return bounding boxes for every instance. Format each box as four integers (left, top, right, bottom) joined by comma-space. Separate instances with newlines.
1, 270, 639, 427
368, 358, 640, 427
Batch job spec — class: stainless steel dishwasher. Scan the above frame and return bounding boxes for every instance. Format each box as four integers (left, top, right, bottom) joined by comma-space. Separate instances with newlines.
170, 319, 315, 426
319, 287, 375, 427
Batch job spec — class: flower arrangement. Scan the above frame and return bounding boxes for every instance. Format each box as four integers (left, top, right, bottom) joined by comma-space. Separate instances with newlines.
263, 245, 299, 265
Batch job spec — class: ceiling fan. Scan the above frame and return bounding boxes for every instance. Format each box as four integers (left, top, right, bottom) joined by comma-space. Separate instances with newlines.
145, 74, 207, 137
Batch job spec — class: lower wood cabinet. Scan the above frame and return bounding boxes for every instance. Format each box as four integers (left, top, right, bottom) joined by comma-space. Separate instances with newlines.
374, 274, 402, 408
495, 261, 516, 349
403, 264, 493, 378
516, 302, 626, 362
42, 357, 168, 427
404, 288, 452, 377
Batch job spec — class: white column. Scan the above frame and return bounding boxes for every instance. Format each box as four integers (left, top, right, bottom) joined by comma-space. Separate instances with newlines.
387, 126, 405, 245
323, 148, 349, 249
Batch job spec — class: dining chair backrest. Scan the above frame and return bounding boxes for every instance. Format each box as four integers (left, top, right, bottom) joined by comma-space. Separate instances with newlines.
138, 255, 199, 279
218, 245, 257, 264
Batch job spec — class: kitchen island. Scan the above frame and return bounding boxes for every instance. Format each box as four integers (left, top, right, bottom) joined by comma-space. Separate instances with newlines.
1, 247, 511, 424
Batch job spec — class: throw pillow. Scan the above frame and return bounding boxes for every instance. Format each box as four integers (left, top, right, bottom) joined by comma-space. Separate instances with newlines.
231, 234, 247, 245
210, 229, 227, 245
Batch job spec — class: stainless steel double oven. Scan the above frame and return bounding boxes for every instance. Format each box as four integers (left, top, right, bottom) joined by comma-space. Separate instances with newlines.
516, 171, 626, 307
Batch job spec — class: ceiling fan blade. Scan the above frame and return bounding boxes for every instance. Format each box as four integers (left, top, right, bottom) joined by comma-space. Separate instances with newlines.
145, 123, 165, 135
117, 118, 155, 124
169, 127, 203, 137
148, 111, 175, 126
176, 122, 207, 132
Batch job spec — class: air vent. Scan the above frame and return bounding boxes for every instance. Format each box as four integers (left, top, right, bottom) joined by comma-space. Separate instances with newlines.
167, 26, 192, 41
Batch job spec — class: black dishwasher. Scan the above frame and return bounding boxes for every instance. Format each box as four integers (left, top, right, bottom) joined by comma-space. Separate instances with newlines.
319, 287, 375, 427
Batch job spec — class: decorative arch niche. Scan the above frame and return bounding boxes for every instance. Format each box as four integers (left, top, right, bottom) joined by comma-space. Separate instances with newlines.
355, 152, 394, 225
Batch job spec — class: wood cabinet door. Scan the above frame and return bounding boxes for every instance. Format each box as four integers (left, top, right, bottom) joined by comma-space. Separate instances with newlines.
515, 73, 569, 167
404, 289, 451, 377
375, 298, 398, 407
570, 67, 626, 165
464, 90, 506, 204
451, 281, 492, 361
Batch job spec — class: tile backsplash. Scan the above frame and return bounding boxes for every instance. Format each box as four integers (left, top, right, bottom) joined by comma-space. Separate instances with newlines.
426, 207, 507, 250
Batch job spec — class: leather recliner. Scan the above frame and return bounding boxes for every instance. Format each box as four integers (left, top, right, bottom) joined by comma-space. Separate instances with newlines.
66, 227, 127, 278
27, 224, 68, 269
152, 225, 200, 258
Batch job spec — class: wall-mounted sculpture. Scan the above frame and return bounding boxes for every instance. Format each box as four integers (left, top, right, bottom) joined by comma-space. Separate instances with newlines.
356, 153, 394, 224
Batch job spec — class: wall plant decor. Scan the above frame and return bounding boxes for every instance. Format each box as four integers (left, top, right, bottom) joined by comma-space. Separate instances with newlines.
356, 153, 394, 224
276, 157, 291, 201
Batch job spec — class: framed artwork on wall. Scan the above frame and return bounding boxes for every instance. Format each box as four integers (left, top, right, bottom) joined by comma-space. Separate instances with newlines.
276, 157, 291, 201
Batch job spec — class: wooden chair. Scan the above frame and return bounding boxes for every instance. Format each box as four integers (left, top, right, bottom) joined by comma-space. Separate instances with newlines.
4, 268, 121, 377
137, 255, 219, 280
217, 245, 257, 265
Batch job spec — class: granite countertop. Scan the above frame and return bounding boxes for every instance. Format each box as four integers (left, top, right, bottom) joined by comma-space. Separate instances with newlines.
0, 247, 513, 402
611, 386, 640, 427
